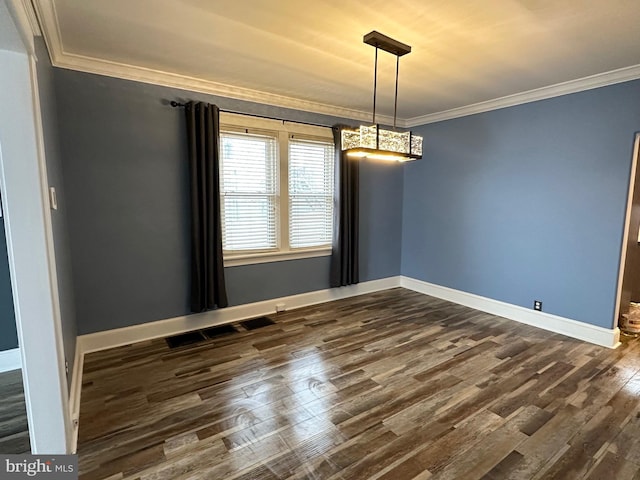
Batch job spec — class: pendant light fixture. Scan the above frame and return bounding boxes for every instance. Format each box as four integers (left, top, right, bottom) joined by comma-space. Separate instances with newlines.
341, 31, 423, 162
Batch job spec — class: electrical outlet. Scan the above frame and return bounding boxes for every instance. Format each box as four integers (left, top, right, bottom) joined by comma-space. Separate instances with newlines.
275, 303, 286, 312
65, 360, 69, 375
533, 300, 542, 311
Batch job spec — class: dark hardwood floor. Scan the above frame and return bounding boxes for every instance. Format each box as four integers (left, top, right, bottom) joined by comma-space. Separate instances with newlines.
0, 368, 30, 454
77, 288, 640, 479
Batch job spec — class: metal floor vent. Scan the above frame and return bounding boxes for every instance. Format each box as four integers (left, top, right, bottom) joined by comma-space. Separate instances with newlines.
166, 324, 240, 349
240, 316, 276, 330
165, 317, 274, 349
202, 324, 238, 338
166, 331, 206, 349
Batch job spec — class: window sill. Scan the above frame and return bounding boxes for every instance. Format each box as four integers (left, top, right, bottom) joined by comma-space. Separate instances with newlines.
223, 248, 332, 267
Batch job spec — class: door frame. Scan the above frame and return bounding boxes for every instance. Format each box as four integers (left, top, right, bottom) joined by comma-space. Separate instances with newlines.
0, 0, 70, 453
614, 133, 640, 333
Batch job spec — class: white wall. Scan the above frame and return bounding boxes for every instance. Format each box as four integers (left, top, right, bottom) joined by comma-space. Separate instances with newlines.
0, 0, 70, 453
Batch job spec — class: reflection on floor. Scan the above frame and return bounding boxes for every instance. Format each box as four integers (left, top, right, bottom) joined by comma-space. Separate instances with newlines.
77, 288, 640, 479
0, 368, 30, 454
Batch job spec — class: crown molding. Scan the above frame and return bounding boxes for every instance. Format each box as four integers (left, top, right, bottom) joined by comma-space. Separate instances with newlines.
33, 0, 396, 125
56, 53, 401, 125
32, 0, 61, 59
33, 0, 640, 129
406, 63, 640, 127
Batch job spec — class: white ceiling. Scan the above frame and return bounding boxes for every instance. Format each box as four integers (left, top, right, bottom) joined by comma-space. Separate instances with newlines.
34, 0, 640, 125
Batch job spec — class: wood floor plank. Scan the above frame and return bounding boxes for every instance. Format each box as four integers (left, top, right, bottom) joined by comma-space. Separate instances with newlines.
0, 368, 30, 454
431, 418, 527, 480
585, 451, 640, 480
76, 288, 640, 479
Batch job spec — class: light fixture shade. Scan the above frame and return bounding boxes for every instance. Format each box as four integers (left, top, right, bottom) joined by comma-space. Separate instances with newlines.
411, 133, 423, 157
341, 125, 423, 161
343, 31, 422, 162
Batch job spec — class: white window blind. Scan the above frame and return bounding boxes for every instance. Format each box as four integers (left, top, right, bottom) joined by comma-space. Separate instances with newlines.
220, 132, 278, 251
288, 138, 334, 248
218, 112, 335, 262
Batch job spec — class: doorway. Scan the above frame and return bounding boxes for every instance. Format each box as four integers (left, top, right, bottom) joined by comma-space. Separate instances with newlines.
615, 133, 640, 336
0, 0, 71, 453
0, 204, 28, 453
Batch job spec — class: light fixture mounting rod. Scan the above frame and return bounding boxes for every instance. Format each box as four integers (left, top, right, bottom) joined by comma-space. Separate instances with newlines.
372, 46, 378, 124
393, 55, 399, 128
363, 31, 411, 57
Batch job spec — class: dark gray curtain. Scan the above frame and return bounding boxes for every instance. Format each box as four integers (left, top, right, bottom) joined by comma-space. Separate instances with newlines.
330, 125, 359, 287
185, 102, 228, 311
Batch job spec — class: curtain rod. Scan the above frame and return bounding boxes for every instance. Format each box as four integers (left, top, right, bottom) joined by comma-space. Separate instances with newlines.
169, 101, 336, 130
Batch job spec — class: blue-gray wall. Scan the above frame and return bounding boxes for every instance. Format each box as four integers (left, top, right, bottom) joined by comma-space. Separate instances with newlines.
53, 69, 403, 335
35, 38, 77, 383
0, 218, 17, 352
402, 80, 640, 329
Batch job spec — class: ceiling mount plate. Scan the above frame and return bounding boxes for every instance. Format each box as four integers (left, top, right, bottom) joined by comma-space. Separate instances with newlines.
363, 31, 411, 56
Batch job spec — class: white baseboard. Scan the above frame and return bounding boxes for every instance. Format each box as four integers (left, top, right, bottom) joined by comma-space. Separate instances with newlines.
0, 347, 21, 373
68, 273, 620, 451
79, 276, 402, 354
400, 276, 620, 349
68, 276, 402, 452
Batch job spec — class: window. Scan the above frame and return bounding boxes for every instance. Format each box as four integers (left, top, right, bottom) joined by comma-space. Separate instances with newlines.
289, 139, 334, 248
219, 113, 334, 265
220, 132, 278, 251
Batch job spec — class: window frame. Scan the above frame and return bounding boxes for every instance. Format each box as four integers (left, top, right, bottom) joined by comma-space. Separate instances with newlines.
219, 112, 334, 267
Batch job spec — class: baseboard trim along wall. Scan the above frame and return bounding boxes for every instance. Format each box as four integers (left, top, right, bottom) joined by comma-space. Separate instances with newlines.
0, 348, 21, 373
78, 276, 402, 354
68, 275, 401, 452
400, 276, 621, 349
68, 274, 621, 452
